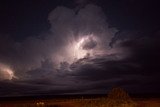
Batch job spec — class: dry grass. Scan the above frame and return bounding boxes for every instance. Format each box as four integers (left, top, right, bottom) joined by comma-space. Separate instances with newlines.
0, 97, 160, 107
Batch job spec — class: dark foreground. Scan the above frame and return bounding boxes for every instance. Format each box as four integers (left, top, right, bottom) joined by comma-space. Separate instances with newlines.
0, 95, 160, 107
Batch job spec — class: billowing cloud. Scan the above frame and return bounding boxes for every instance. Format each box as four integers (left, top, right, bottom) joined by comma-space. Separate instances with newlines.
81, 36, 97, 50
0, 63, 16, 80
0, 4, 117, 77
0, 2, 160, 96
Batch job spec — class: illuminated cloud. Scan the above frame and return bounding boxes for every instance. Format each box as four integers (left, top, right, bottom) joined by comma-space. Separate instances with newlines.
0, 63, 16, 80
0, 1, 159, 96
48, 4, 120, 66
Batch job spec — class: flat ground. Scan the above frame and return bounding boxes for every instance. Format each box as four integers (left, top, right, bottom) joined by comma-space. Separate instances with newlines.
0, 97, 160, 107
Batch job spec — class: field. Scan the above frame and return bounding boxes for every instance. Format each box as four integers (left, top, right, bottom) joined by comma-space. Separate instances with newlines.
0, 97, 160, 107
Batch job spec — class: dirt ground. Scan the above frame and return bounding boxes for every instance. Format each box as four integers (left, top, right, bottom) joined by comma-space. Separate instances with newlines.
0, 98, 160, 107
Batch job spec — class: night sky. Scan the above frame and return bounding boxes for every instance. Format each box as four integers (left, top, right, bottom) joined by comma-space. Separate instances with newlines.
0, 0, 160, 97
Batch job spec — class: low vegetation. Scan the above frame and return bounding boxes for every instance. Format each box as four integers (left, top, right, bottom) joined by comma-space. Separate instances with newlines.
0, 97, 160, 107
0, 88, 160, 107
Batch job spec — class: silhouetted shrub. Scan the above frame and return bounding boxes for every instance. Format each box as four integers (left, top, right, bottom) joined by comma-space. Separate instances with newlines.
106, 87, 137, 107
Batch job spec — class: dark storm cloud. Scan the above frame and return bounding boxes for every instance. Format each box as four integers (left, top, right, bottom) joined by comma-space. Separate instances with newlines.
74, 0, 90, 11
0, 80, 84, 97
64, 29, 160, 93
0, 1, 160, 96
0, 34, 15, 64
121, 31, 160, 74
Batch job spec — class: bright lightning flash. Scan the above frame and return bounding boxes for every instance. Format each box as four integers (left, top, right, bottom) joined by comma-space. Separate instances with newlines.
0, 63, 17, 80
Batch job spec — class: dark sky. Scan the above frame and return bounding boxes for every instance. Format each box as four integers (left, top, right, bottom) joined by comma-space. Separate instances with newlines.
0, 0, 160, 97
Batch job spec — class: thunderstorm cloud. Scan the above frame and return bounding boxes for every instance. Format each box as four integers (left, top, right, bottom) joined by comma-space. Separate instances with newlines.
0, 1, 160, 96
